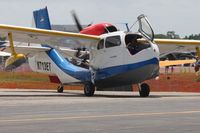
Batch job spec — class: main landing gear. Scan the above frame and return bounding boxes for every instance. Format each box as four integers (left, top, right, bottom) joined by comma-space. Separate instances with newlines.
138, 83, 150, 97
57, 84, 64, 93
84, 82, 95, 96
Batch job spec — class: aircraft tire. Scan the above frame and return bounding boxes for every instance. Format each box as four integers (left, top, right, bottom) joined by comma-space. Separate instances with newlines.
57, 85, 64, 93
139, 83, 150, 97
84, 82, 95, 96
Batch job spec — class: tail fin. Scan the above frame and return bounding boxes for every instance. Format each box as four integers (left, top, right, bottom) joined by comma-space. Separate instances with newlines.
33, 7, 51, 30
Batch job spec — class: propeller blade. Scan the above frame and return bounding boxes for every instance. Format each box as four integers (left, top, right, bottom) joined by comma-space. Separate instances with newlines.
71, 10, 83, 31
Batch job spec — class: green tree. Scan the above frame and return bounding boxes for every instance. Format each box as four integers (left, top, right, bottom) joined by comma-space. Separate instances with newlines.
155, 31, 180, 39
184, 34, 200, 40
154, 34, 169, 39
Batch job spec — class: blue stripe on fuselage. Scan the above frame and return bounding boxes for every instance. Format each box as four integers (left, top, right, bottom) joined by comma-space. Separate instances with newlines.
47, 49, 158, 83
95, 58, 159, 80
46, 49, 91, 81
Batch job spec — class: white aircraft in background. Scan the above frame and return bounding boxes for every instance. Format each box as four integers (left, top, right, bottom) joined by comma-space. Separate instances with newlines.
0, 7, 199, 97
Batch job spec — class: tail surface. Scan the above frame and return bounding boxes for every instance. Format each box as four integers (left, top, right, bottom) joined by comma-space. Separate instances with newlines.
33, 7, 51, 30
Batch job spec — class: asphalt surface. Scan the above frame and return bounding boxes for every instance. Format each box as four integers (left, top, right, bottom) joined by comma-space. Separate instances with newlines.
0, 89, 200, 133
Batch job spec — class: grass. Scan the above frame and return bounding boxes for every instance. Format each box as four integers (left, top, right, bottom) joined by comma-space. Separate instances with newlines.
0, 71, 83, 90
0, 72, 49, 82
0, 71, 199, 92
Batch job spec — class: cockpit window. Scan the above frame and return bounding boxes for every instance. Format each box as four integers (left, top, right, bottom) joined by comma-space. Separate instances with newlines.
125, 34, 150, 55
104, 26, 118, 33
138, 14, 154, 41
105, 36, 121, 48
97, 39, 104, 50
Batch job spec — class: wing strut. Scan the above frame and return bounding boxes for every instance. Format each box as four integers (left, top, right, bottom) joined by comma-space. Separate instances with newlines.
5, 32, 26, 70
8, 32, 17, 56
196, 47, 200, 59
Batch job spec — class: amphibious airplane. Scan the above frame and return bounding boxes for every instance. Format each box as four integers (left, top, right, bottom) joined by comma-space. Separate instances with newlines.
0, 7, 199, 97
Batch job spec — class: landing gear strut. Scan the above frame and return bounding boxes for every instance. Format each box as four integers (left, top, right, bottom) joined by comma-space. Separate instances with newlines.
57, 85, 64, 93
138, 83, 150, 97
84, 82, 95, 96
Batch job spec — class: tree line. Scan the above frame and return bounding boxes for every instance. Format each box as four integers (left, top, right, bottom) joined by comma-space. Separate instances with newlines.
155, 31, 200, 40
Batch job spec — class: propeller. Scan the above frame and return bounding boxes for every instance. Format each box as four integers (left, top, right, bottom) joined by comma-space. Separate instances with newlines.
71, 10, 83, 32
71, 10, 89, 62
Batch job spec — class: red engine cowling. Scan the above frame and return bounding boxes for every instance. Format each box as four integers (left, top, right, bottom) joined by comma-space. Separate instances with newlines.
80, 23, 117, 36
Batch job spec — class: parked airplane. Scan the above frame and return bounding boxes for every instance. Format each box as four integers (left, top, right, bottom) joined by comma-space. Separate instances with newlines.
0, 7, 199, 97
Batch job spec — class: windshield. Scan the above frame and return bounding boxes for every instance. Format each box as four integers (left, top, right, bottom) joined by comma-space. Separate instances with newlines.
137, 14, 154, 41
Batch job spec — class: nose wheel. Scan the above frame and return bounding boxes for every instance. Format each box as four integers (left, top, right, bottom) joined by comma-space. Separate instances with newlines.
138, 83, 150, 97
84, 82, 95, 96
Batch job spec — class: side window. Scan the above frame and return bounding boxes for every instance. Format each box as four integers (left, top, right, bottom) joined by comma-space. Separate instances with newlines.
97, 39, 104, 50
105, 36, 121, 48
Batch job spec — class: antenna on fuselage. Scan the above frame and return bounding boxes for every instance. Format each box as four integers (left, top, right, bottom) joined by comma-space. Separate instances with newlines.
112, 22, 130, 32
125, 23, 130, 32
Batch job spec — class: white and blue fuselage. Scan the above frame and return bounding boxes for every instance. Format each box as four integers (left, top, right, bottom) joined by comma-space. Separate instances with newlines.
28, 31, 160, 88
29, 8, 159, 89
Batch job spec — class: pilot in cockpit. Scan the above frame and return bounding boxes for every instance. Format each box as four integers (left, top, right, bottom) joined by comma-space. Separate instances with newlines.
126, 36, 140, 55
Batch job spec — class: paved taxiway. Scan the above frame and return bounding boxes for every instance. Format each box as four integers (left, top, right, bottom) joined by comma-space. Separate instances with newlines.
0, 89, 200, 133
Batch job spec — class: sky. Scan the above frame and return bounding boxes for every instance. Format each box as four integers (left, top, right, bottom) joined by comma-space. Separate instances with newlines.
0, 0, 200, 37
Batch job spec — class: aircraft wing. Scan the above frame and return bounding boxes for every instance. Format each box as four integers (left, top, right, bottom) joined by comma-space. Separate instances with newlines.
154, 39, 200, 45
154, 39, 200, 54
159, 59, 196, 67
0, 24, 100, 49
155, 39, 199, 67
0, 43, 87, 59
0, 44, 50, 57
